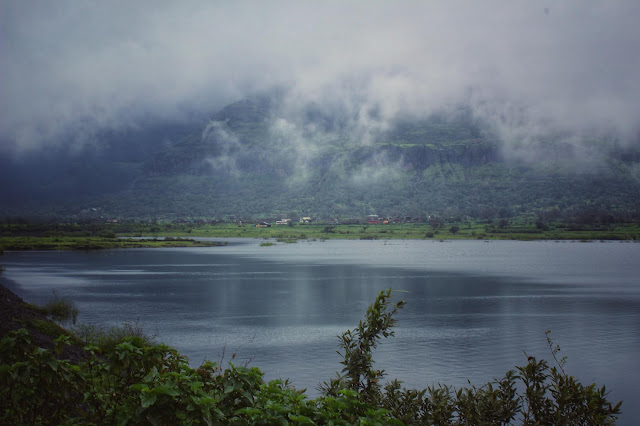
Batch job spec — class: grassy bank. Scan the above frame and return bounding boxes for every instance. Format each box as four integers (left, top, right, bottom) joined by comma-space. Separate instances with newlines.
0, 236, 225, 251
1, 220, 639, 251
118, 222, 640, 241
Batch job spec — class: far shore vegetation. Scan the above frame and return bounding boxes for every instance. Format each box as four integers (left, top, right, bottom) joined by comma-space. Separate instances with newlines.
1, 214, 640, 251
0, 225, 226, 251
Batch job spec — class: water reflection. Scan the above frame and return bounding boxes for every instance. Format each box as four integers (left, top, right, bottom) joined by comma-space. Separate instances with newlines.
2, 240, 639, 423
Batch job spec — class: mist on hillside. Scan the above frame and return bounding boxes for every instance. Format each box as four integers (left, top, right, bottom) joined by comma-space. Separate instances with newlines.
2, 1, 640, 217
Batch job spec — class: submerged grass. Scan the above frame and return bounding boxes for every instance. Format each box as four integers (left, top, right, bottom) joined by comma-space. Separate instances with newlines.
26, 290, 79, 325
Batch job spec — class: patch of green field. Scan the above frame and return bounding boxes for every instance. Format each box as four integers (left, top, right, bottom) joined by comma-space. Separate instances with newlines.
2, 221, 639, 252
0, 236, 224, 251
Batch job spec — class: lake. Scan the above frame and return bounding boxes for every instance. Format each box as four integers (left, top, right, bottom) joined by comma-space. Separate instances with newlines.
2, 239, 639, 423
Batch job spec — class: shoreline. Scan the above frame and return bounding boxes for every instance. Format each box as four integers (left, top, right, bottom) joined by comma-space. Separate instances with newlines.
3, 222, 640, 249
1, 234, 639, 252
0, 236, 227, 251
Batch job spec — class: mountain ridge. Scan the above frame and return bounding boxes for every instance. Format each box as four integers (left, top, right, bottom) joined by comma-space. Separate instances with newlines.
2, 96, 640, 221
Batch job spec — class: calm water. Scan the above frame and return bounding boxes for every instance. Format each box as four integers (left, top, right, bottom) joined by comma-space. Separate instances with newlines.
2, 239, 639, 423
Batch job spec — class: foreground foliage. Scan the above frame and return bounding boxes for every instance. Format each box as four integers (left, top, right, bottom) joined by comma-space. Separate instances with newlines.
1, 289, 622, 424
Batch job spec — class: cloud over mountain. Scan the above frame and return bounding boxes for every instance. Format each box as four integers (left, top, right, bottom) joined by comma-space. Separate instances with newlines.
2, 1, 639, 155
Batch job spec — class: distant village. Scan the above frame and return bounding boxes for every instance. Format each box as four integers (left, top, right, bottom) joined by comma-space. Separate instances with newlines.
171, 214, 435, 226
176, 214, 425, 227
70, 207, 432, 226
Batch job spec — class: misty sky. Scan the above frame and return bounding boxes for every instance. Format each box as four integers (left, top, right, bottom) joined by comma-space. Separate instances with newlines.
1, 1, 639, 154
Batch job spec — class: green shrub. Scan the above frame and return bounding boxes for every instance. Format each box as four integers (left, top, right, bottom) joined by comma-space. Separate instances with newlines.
0, 289, 623, 424
73, 319, 156, 352
320, 289, 621, 424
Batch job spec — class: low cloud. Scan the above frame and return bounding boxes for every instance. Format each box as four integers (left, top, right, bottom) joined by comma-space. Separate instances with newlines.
350, 152, 405, 188
2, 1, 639, 159
203, 121, 241, 176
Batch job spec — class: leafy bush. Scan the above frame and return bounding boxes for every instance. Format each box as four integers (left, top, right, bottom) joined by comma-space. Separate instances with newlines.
0, 289, 622, 424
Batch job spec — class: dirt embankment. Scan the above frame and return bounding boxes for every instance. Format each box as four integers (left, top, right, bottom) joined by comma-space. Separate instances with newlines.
0, 282, 88, 363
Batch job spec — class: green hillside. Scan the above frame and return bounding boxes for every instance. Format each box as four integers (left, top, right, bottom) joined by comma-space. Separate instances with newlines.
3, 96, 640, 222
91, 97, 640, 222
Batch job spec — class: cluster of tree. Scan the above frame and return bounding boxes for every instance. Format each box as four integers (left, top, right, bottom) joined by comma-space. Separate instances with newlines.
1, 290, 622, 424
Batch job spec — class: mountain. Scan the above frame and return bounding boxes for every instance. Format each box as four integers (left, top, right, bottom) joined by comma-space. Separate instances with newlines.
2, 95, 640, 221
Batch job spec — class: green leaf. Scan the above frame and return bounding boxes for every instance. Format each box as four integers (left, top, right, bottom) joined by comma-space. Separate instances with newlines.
288, 414, 316, 424
152, 385, 180, 397
236, 407, 262, 415
142, 366, 158, 383
130, 383, 148, 392
141, 391, 157, 408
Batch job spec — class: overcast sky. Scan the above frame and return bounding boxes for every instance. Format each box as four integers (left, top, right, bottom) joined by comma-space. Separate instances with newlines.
2, 0, 639, 154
